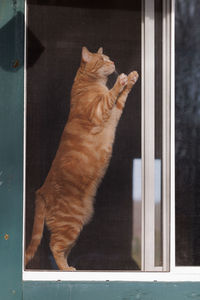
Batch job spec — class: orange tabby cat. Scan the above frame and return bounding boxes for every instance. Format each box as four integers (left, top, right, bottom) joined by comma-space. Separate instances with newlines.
25, 47, 139, 271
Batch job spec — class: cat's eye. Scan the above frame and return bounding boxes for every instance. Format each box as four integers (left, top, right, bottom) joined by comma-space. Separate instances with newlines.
102, 56, 110, 62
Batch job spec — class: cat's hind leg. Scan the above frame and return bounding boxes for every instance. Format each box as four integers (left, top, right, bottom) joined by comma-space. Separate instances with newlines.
50, 227, 81, 271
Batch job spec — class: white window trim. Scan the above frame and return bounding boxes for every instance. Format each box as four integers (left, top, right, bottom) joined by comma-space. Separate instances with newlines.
141, 0, 170, 273
23, 270, 200, 282
23, 0, 200, 282
141, 0, 156, 272
162, 0, 172, 272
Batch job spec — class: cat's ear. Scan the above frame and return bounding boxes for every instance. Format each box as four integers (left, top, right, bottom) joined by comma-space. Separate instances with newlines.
82, 47, 92, 63
97, 47, 103, 54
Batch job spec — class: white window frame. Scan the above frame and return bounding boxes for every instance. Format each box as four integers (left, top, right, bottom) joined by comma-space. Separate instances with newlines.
141, 0, 171, 272
23, 0, 200, 282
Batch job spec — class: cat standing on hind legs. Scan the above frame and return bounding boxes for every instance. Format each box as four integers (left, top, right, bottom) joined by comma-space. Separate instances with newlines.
25, 46, 139, 271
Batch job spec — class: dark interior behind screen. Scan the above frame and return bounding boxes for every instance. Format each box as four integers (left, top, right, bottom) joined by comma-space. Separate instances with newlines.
26, 0, 141, 270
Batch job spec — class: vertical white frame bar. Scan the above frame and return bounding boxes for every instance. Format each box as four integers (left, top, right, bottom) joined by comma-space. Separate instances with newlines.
141, 0, 155, 271
142, 0, 172, 272
162, 0, 173, 272
169, 0, 175, 272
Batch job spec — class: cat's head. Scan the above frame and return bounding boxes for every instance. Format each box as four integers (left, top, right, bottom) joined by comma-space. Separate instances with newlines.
81, 47, 115, 78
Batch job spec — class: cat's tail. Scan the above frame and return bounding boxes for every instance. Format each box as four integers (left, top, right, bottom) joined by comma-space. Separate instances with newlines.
25, 192, 45, 267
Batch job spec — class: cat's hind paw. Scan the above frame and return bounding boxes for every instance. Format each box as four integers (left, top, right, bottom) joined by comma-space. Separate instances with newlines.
64, 266, 76, 272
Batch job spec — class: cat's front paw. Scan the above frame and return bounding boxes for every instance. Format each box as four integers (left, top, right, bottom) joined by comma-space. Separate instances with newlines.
117, 73, 128, 92
126, 71, 139, 91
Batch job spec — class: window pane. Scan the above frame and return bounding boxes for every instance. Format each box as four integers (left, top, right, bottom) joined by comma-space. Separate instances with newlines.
155, 0, 163, 267
176, 0, 200, 265
132, 159, 142, 268
25, 0, 141, 271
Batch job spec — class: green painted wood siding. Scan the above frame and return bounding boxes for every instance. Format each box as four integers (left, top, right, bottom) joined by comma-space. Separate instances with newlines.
1, 0, 200, 299
0, 0, 24, 299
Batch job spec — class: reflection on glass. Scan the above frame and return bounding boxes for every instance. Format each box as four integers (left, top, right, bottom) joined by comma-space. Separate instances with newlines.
176, 0, 200, 266
132, 159, 162, 269
155, 159, 162, 266
132, 159, 142, 268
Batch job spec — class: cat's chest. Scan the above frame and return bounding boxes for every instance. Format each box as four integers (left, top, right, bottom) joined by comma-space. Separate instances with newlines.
93, 124, 116, 155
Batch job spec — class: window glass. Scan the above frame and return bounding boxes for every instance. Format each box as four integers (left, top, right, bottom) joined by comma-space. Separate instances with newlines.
155, 0, 163, 267
25, 0, 141, 271
176, 0, 200, 266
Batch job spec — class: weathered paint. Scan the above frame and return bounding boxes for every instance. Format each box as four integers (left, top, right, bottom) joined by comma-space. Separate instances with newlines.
1, 0, 200, 300
23, 281, 200, 300
0, 0, 24, 299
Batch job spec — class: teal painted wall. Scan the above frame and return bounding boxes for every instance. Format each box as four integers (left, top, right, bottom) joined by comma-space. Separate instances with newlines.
1, 0, 200, 299
22, 281, 200, 300
0, 0, 24, 299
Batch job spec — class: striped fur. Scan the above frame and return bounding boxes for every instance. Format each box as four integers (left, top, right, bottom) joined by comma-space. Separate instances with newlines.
25, 47, 139, 271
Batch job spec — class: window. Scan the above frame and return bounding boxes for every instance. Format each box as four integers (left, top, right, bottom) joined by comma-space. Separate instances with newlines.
23, 0, 172, 280
23, 0, 200, 282
25, 0, 142, 273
